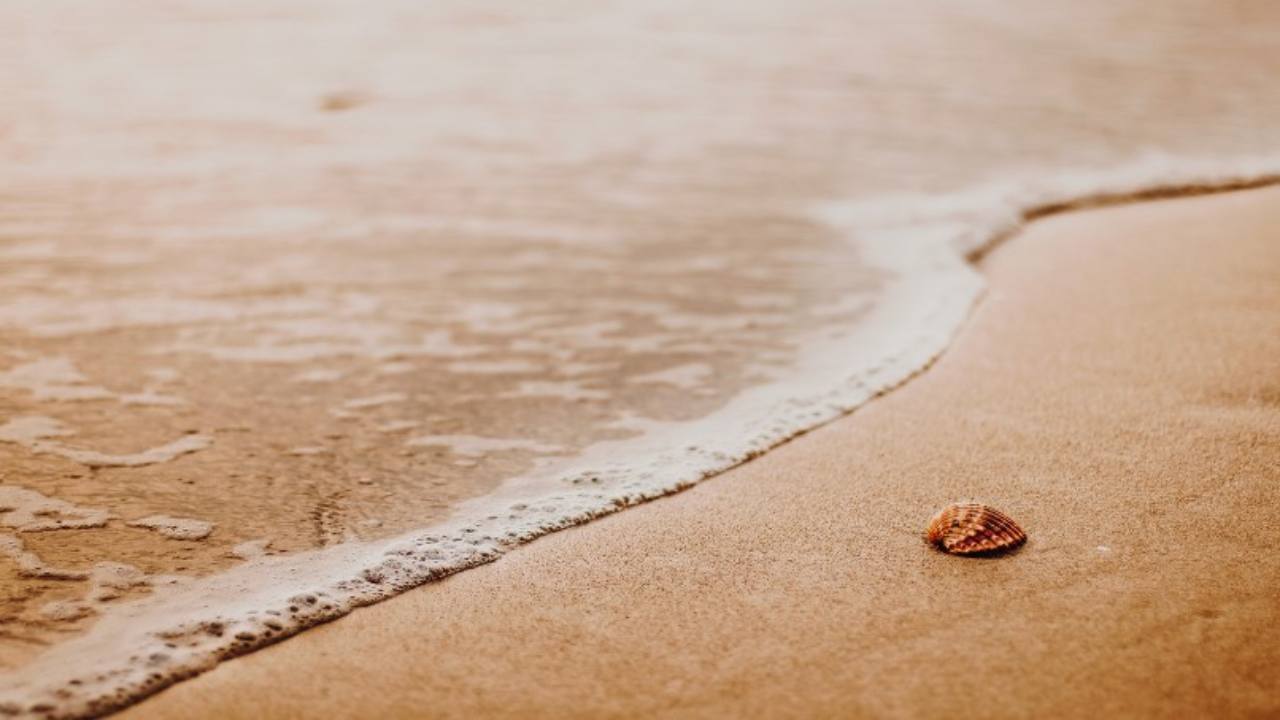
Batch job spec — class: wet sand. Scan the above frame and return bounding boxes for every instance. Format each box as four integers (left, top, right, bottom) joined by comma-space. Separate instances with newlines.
119, 187, 1280, 718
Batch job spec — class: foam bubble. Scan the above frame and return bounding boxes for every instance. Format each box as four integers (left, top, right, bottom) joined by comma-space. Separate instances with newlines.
0, 358, 114, 402
292, 368, 345, 383
40, 433, 213, 469
0, 534, 90, 580
229, 540, 272, 560
404, 435, 566, 457
375, 420, 421, 434
445, 359, 543, 375
341, 393, 407, 410
126, 516, 215, 541
501, 380, 609, 401
628, 363, 714, 391
0, 486, 111, 532
40, 600, 93, 623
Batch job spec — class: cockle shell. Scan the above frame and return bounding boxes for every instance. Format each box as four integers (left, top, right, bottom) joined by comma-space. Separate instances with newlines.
925, 502, 1026, 555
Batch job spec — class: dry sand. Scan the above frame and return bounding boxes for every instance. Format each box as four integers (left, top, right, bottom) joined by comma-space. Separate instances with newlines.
118, 187, 1280, 718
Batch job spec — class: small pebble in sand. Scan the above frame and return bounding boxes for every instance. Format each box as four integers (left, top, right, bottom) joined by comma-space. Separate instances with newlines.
924, 502, 1026, 555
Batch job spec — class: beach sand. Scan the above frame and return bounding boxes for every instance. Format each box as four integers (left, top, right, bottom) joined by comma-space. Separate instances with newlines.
119, 187, 1280, 718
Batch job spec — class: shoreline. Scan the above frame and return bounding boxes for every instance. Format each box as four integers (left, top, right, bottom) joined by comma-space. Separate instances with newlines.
8, 157, 1280, 718
120, 185, 1280, 718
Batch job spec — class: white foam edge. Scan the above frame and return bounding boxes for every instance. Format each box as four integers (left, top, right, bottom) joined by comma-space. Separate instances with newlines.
2, 152, 1277, 718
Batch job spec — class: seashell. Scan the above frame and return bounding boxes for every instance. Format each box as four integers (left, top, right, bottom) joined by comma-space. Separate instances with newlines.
925, 502, 1026, 555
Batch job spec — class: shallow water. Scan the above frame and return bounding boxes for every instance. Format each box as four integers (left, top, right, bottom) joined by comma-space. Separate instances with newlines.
2, 1, 1280, 716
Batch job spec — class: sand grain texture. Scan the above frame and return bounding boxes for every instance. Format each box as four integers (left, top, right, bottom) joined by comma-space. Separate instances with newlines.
121, 189, 1280, 718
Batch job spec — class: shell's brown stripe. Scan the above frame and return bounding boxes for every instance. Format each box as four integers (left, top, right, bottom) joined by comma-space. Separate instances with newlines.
988, 516, 1021, 538
985, 512, 1013, 528
986, 511, 1022, 534
995, 518, 1023, 536
988, 517, 1018, 535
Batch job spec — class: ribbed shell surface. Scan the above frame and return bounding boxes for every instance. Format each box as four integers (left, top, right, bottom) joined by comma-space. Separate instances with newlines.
925, 503, 1026, 555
